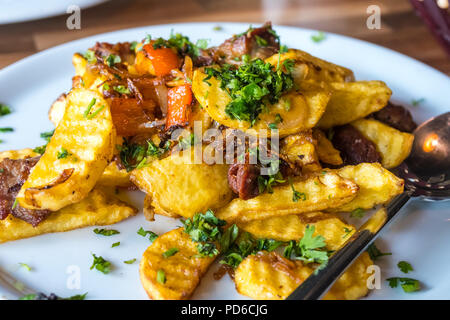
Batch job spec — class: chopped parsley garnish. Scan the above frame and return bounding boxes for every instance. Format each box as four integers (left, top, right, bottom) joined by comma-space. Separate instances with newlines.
113, 85, 131, 95
83, 98, 96, 118
112, 242, 121, 248
86, 105, 105, 120
366, 243, 392, 260
20, 292, 88, 300
151, 32, 206, 58
350, 207, 365, 218
0, 127, 13, 132
123, 259, 136, 264
130, 41, 138, 51
203, 57, 294, 125
93, 228, 120, 236
213, 25, 223, 31
178, 133, 197, 150
33, 145, 47, 154
398, 261, 413, 274
83, 50, 96, 63
104, 54, 121, 67
283, 225, 329, 272
162, 248, 179, 258
18, 263, 31, 271
11, 198, 18, 210
289, 178, 306, 202
182, 209, 226, 257
156, 269, 166, 284
258, 171, 285, 194
387, 277, 420, 293
311, 31, 326, 43
57, 147, 71, 159
137, 227, 158, 243
90, 254, 111, 274
118, 139, 170, 172
342, 227, 353, 238
220, 231, 283, 269
0, 103, 11, 116
255, 35, 268, 46
33, 129, 55, 154
411, 98, 425, 106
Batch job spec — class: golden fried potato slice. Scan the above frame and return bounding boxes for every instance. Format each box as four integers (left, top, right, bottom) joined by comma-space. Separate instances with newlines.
280, 130, 321, 174
238, 212, 355, 251
334, 163, 404, 212
312, 129, 343, 166
0, 148, 38, 161
0, 187, 137, 243
265, 49, 355, 83
192, 68, 330, 137
234, 251, 372, 300
97, 161, 132, 188
17, 88, 116, 211
131, 148, 233, 218
139, 228, 215, 300
350, 118, 414, 169
317, 81, 392, 129
330, 163, 404, 213
48, 94, 67, 126
216, 171, 358, 223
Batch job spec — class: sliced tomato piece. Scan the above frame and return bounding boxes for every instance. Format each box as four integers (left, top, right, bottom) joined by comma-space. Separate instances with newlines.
166, 84, 193, 130
143, 44, 180, 77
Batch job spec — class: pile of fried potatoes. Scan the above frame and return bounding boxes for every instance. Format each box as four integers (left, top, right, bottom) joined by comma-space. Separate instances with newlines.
0, 27, 415, 301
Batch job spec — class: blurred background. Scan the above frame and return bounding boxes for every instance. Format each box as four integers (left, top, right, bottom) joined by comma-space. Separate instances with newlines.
0, 0, 448, 74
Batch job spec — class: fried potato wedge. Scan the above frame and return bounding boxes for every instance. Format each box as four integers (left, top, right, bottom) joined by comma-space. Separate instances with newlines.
97, 161, 132, 188
265, 49, 355, 83
192, 68, 330, 137
48, 94, 67, 126
131, 148, 233, 218
216, 171, 358, 223
313, 129, 343, 166
234, 251, 372, 300
0, 187, 137, 243
139, 228, 215, 300
317, 81, 392, 129
350, 118, 414, 169
280, 131, 321, 173
17, 88, 116, 211
0, 148, 38, 161
330, 163, 404, 213
238, 212, 355, 250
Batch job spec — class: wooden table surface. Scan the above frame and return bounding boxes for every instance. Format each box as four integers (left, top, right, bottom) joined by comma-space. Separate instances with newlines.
0, 0, 448, 74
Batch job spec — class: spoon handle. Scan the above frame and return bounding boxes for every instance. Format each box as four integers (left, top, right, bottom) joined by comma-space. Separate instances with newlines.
286, 192, 411, 300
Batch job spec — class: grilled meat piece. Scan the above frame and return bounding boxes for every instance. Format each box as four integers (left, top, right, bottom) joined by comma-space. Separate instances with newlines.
0, 157, 51, 226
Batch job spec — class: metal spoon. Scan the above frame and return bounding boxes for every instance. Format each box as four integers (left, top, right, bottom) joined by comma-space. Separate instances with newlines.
287, 111, 450, 300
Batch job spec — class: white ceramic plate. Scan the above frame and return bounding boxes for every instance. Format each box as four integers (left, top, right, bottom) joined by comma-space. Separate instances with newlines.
0, 23, 449, 300
0, 0, 109, 25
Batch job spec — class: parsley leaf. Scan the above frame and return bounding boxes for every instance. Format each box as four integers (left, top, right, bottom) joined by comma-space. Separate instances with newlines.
162, 248, 179, 258
83, 50, 96, 63
0, 127, 13, 132
93, 228, 120, 236
289, 178, 306, 202
366, 243, 392, 260
113, 85, 131, 95
0, 103, 11, 116
398, 261, 413, 274
156, 269, 166, 284
123, 258, 136, 264
387, 277, 420, 293
112, 242, 120, 248
104, 54, 121, 67
90, 254, 111, 274
18, 263, 32, 271
182, 209, 226, 257
350, 207, 365, 218
311, 31, 326, 43
57, 147, 71, 159
283, 225, 329, 271
137, 227, 158, 243
411, 98, 425, 106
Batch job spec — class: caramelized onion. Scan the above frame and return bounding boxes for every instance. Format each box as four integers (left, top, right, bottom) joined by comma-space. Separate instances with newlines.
154, 83, 168, 116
